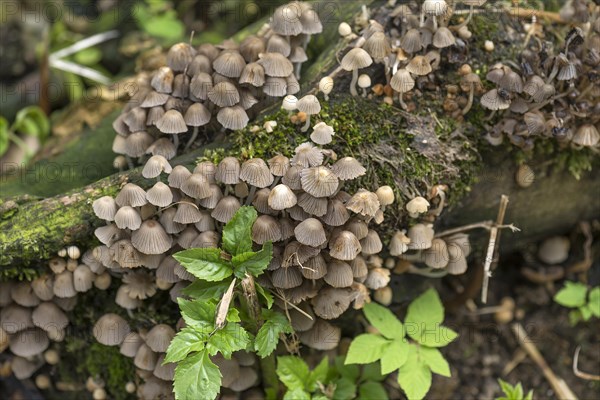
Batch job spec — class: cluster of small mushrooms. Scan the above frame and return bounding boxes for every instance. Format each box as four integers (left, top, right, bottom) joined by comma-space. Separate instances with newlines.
112, 1, 322, 168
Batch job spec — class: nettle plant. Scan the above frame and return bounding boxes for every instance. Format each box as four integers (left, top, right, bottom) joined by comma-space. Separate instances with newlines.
276, 355, 388, 400
345, 288, 458, 400
165, 206, 292, 399
553, 281, 600, 324
496, 379, 533, 400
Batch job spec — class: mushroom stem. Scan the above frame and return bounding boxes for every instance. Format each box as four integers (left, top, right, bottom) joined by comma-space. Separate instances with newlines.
433, 190, 446, 216
407, 264, 448, 278
245, 185, 257, 206
184, 127, 199, 152
125, 155, 134, 170
432, 16, 438, 31
398, 92, 408, 110
270, 176, 281, 189
420, 10, 425, 27
349, 68, 359, 97
400, 251, 423, 262
172, 134, 179, 150
301, 115, 311, 132
462, 85, 475, 115
360, 87, 368, 97
294, 62, 302, 80
452, 5, 474, 31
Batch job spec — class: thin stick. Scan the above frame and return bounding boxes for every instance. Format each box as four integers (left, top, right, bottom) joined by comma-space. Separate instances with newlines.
48, 59, 113, 85
481, 195, 509, 304
573, 346, 600, 381
511, 323, 579, 400
435, 221, 519, 238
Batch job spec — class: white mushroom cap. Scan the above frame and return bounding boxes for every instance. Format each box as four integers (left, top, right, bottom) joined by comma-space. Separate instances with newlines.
93, 313, 130, 346
406, 196, 430, 217
146, 324, 176, 353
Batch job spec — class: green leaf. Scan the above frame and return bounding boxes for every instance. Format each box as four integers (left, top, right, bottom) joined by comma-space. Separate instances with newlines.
73, 47, 102, 66
568, 310, 582, 325
205, 322, 250, 359
579, 304, 593, 321
345, 334, 389, 365
420, 347, 451, 377
358, 381, 388, 400
554, 281, 588, 308
524, 390, 534, 400
380, 339, 410, 374
164, 326, 208, 363
306, 357, 330, 392
174, 248, 232, 282
588, 287, 600, 317
363, 302, 405, 340
222, 206, 257, 256
397, 345, 432, 400
416, 325, 459, 348
255, 282, 274, 308
182, 280, 231, 300
178, 298, 216, 328
361, 362, 386, 382
276, 356, 310, 391
173, 349, 221, 400
332, 377, 356, 400
497, 379, 524, 400
0, 117, 9, 156
254, 310, 292, 357
405, 288, 444, 327
232, 241, 273, 278
334, 356, 359, 381
283, 388, 311, 400
13, 106, 49, 140
143, 14, 185, 43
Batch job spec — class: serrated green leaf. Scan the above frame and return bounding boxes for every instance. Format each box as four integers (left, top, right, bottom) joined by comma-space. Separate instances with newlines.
332, 377, 356, 400
361, 362, 386, 382
554, 281, 588, 308
254, 310, 292, 357
283, 388, 311, 400
414, 325, 458, 348
358, 381, 388, 400
398, 344, 432, 400
380, 339, 410, 374
232, 241, 273, 278
178, 298, 216, 328
205, 322, 250, 359
363, 302, 405, 340
173, 349, 221, 400
174, 248, 232, 282
306, 357, 329, 392
222, 206, 257, 256
345, 334, 389, 365
0, 117, 9, 156
334, 356, 359, 381
255, 282, 274, 308
277, 356, 310, 391
588, 287, 600, 317
405, 288, 444, 327
420, 347, 451, 377
164, 326, 208, 363
182, 280, 230, 300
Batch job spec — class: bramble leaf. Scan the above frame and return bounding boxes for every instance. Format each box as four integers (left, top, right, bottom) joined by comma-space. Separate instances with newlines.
332, 377, 356, 400
363, 302, 405, 340
255, 310, 292, 357
420, 347, 451, 377
222, 206, 257, 256
276, 356, 310, 391
255, 282, 274, 308
182, 280, 230, 300
164, 326, 208, 364
345, 334, 389, 365
173, 349, 221, 400
306, 357, 329, 392
205, 322, 250, 359
587, 287, 600, 317
283, 388, 311, 400
178, 298, 215, 328
174, 248, 232, 282
232, 241, 273, 278
359, 381, 388, 400
397, 344, 432, 400
380, 339, 410, 374
554, 281, 587, 308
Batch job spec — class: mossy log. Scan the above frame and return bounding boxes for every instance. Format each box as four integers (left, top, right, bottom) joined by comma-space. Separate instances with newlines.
1, 1, 599, 274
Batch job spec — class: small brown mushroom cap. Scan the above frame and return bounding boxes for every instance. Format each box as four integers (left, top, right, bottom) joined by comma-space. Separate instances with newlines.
154, 353, 176, 381
406, 196, 430, 217
300, 166, 339, 198
10, 328, 49, 357
53, 271, 76, 298
122, 270, 157, 300
389, 231, 411, 256
181, 173, 212, 199
407, 223, 435, 250
375, 186, 395, 206
215, 157, 241, 185
361, 230, 383, 255
423, 238, 450, 269
302, 253, 328, 280
312, 287, 352, 319
32, 302, 69, 332
258, 52, 294, 77
573, 124, 600, 147
297, 193, 327, 217
433, 27, 456, 49
93, 196, 118, 221
364, 31, 392, 59
93, 313, 130, 346
115, 206, 142, 230
156, 109, 188, 134
116, 183, 148, 207
406, 55, 432, 76
321, 199, 350, 227
240, 158, 274, 188
364, 267, 390, 290
390, 69, 415, 93
310, 122, 335, 145
212, 354, 241, 388
268, 154, 290, 177
32, 275, 54, 301
271, 3, 304, 36
268, 184, 297, 210
167, 42, 195, 72
131, 220, 173, 255
330, 157, 366, 180
480, 89, 511, 111
11, 282, 40, 307
324, 261, 354, 288
1, 304, 33, 334
329, 231, 362, 260
212, 196, 242, 223
228, 367, 259, 392
146, 182, 174, 207
346, 189, 380, 217
134, 343, 158, 371
272, 266, 303, 289
73, 264, 95, 292
240, 36, 265, 63
340, 48, 373, 71
217, 105, 249, 130
287, 302, 316, 332
184, 102, 211, 127
146, 324, 176, 352
252, 215, 282, 244
298, 318, 340, 350
292, 142, 324, 168
294, 218, 327, 247
401, 29, 423, 53
296, 94, 321, 115
116, 285, 142, 310
213, 50, 246, 78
